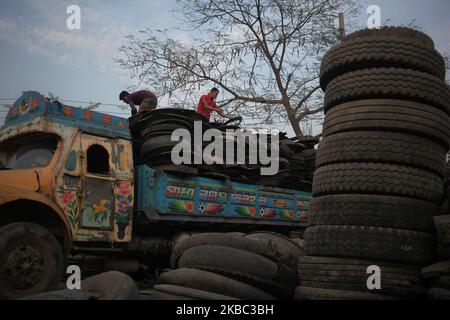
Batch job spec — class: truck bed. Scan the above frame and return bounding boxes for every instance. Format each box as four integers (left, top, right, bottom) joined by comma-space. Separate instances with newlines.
135, 165, 310, 228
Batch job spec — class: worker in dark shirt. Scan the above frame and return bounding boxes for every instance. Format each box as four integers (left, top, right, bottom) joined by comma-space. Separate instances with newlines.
119, 90, 158, 115
197, 87, 233, 121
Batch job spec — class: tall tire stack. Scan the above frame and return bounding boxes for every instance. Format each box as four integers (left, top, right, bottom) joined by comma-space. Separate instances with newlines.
297, 27, 450, 300
146, 232, 304, 300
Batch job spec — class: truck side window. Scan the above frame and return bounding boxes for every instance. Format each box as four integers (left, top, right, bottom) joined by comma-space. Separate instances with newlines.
87, 144, 109, 175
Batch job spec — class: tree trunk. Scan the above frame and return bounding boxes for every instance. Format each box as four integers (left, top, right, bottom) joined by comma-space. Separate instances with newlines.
286, 107, 303, 137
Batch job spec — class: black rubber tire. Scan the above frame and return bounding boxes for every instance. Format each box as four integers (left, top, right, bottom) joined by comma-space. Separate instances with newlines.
299, 256, 423, 277
140, 135, 180, 158
323, 100, 450, 149
171, 232, 299, 273
150, 284, 237, 300
170, 233, 266, 269
178, 245, 296, 298
141, 123, 190, 139
0, 223, 64, 300
293, 286, 399, 300
20, 289, 92, 300
428, 287, 450, 300
342, 27, 435, 49
244, 231, 304, 270
312, 163, 444, 204
298, 257, 425, 297
308, 194, 438, 232
298, 279, 425, 297
140, 289, 194, 300
431, 276, 450, 290
316, 131, 447, 177
324, 69, 450, 115
304, 225, 436, 264
158, 268, 275, 300
320, 36, 445, 89
81, 271, 140, 300
421, 261, 450, 279
434, 215, 450, 244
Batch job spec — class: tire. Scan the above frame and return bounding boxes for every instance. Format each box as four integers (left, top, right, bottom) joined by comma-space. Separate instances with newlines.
171, 232, 299, 272
20, 289, 92, 300
323, 100, 450, 149
158, 268, 275, 300
0, 223, 64, 300
298, 280, 425, 298
320, 37, 445, 90
342, 27, 435, 49
428, 288, 450, 300
422, 261, 450, 279
151, 284, 238, 300
308, 194, 438, 232
304, 225, 436, 264
299, 256, 423, 277
178, 245, 296, 298
431, 276, 450, 290
140, 289, 195, 300
170, 233, 266, 268
312, 163, 444, 204
140, 135, 179, 158
324, 69, 450, 115
293, 286, 399, 300
81, 271, 140, 300
316, 131, 447, 178
434, 215, 450, 244
298, 257, 425, 297
244, 231, 304, 270
141, 123, 191, 139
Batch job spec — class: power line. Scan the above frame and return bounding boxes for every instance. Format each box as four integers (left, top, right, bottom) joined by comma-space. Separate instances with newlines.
59, 98, 125, 108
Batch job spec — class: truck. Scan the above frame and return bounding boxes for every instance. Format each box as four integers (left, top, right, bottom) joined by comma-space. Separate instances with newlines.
0, 91, 311, 299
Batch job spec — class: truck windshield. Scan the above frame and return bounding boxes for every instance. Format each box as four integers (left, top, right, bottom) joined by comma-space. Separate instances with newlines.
0, 136, 58, 169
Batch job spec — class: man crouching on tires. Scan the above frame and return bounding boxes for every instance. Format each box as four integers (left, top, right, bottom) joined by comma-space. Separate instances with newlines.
119, 90, 158, 116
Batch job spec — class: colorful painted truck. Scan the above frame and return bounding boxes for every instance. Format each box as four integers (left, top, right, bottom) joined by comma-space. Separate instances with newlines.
0, 91, 311, 298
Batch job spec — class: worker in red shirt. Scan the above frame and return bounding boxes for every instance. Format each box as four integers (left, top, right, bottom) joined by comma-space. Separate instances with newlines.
119, 90, 158, 115
196, 88, 233, 121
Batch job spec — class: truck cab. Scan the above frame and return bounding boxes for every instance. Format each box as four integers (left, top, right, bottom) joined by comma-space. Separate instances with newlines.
0, 91, 311, 299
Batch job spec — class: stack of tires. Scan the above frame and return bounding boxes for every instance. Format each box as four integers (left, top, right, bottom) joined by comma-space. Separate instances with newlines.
147, 232, 304, 300
131, 108, 207, 166
297, 27, 450, 300
129, 108, 318, 189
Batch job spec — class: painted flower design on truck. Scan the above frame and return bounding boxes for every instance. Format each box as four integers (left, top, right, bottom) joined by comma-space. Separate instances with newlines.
57, 187, 78, 228
114, 181, 133, 240
199, 203, 224, 214
168, 200, 194, 214
235, 206, 256, 217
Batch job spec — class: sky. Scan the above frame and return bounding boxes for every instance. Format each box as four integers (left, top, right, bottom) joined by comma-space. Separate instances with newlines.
0, 0, 449, 133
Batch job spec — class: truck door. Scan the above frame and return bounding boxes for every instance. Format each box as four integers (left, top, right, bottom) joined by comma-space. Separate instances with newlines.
79, 134, 116, 240
78, 134, 134, 242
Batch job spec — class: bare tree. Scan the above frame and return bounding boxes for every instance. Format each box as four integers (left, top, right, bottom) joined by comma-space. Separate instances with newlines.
83, 102, 101, 111
46, 92, 60, 102
118, 0, 360, 136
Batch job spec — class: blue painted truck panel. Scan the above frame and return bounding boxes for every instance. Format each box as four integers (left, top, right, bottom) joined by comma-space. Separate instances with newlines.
136, 165, 311, 227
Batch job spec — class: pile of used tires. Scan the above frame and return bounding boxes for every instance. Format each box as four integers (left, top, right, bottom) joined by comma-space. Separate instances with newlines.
296, 27, 450, 300
129, 109, 317, 191
22, 272, 140, 300
142, 232, 304, 300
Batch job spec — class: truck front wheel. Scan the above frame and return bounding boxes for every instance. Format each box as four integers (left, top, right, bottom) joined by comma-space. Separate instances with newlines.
0, 222, 64, 299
